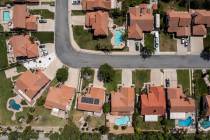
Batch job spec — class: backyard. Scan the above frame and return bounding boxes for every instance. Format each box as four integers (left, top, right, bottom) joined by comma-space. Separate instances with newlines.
177, 69, 191, 96
73, 26, 112, 50
104, 70, 122, 92
159, 33, 177, 52
31, 32, 54, 44
0, 71, 15, 125
0, 34, 8, 69
132, 70, 150, 93
30, 9, 54, 19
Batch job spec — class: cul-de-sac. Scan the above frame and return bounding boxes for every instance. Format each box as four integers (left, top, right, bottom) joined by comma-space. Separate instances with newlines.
0, 0, 210, 139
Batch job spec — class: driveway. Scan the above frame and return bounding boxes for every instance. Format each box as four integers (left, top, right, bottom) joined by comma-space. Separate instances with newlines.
55, 0, 210, 68
93, 69, 104, 88
65, 67, 80, 88
38, 19, 55, 31
122, 69, 132, 87
190, 37, 204, 55
177, 39, 188, 55
150, 69, 164, 86
163, 69, 177, 88
71, 16, 85, 25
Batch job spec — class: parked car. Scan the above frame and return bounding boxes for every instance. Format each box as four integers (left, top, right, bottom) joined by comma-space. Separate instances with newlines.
181, 38, 185, 44
39, 19, 47, 23
184, 39, 188, 47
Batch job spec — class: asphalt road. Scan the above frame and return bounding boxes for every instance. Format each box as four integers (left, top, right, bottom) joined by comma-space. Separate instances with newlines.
55, 0, 210, 68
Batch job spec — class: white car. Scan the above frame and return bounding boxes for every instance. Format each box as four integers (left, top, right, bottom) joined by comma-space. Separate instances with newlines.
181, 38, 185, 44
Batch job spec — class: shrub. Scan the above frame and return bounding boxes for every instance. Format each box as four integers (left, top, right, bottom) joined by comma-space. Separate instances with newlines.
56, 67, 68, 83
98, 63, 115, 83
121, 126, 127, 130
103, 103, 110, 113
113, 125, 119, 130
20, 100, 27, 105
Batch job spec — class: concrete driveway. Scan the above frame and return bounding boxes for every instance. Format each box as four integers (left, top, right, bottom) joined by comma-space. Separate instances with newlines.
150, 69, 164, 86
71, 16, 85, 25
65, 67, 80, 88
190, 37, 204, 55
163, 69, 177, 88
38, 19, 55, 31
122, 69, 132, 87
177, 39, 188, 55
93, 69, 104, 88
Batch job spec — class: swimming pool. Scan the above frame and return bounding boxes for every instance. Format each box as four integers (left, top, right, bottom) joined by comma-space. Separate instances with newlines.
114, 30, 123, 46
178, 116, 193, 127
3, 11, 10, 23
115, 116, 129, 126
9, 99, 21, 111
200, 120, 210, 129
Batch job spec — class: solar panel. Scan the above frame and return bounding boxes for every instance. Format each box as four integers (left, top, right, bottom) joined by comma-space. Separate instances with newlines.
81, 97, 87, 103
94, 99, 99, 105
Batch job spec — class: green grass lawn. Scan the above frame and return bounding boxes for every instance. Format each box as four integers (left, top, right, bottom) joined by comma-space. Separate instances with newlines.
16, 64, 27, 73
71, 10, 85, 16
204, 29, 210, 48
105, 70, 122, 92
30, 9, 54, 19
0, 71, 16, 125
0, 35, 8, 69
177, 69, 191, 96
31, 32, 54, 44
132, 70, 150, 93
73, 26, 112, 50
160, 33, 177, 52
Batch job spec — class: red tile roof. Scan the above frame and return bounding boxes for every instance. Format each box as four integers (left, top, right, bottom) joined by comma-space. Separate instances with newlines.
128, 4, 154, 39
82, 0, 111, 11
128, 23, 143, 40
15, 70, 50, 100
45, 86, 75, 111
9, 35, 39, 59
77, 87, 105, 113
85, 11, 109, 36
13, 4, 38, 30
111, 87, 135, 115
192, 25, 207, 36
193, 10, 210, 27
168, 88, 195, 112
141, 86, 166, 116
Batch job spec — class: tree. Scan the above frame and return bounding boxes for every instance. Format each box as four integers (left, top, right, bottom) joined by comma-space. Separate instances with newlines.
200, 46, 210, 61
98, 63, 115, 83
81, 67, 94, 80
103, 103, 110, 113
56, 67, 68, 83
99, 125, 109, 134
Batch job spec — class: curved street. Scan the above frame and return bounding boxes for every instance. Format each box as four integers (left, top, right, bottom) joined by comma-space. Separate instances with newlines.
55, 0, 210, 68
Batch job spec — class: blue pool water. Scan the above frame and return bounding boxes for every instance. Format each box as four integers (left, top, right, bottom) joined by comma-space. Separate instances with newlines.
178, 116, 193, 127
200, 120, 210, 129
115, 116, 129, 126
114, 30, 123, 46
9, 99, 21, 111
3, 11, 10, 23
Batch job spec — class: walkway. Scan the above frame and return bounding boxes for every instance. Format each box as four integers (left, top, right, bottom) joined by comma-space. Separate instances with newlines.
55, 0, 210, 69
93, 69, 104, 88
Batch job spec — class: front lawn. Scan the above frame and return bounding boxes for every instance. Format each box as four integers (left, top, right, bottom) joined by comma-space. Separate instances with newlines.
73, 26, 112, 50
31, 32, 54, 44
160, 33, 177, 52
30, 9, 54, 19
204, 29, 210, 48
0, 34, 8, 69
104, 70, 122, 92
177, 69, 191, 96
81, 67, 94, 90
0, 71, 15, 125
132, 70, 150, 93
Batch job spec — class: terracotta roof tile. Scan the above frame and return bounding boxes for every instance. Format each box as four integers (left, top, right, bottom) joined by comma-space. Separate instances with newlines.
82, 0, 111, 11
192, 25, 207, 36
45, 86, 75, 111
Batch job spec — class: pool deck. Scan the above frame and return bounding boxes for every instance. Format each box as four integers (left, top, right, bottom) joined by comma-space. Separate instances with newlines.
0, 7, 13, 31
175, 114, 196, 133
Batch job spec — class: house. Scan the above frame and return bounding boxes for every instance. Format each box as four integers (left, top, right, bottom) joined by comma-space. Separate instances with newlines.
14, 70, 50, 105
203, 95, 210, 120
8, 35, 39, 61
191, 10, 210, 36
166, 10, 191, 37
85, 11, 109, 36
167, 87, 195, 120
111, 87, 135, 115
128, 4, 154, 40
44, 85, 76, 118
77, 87, 105, 116
12, 4, 38, 30
82, 0, 111, 11
140, 86, 166, 122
